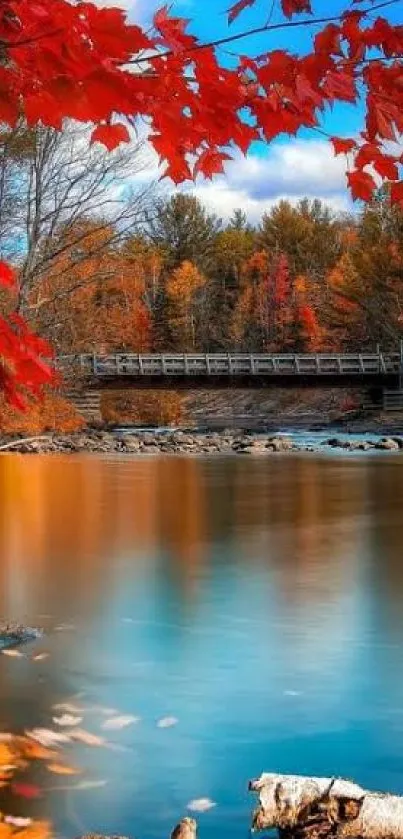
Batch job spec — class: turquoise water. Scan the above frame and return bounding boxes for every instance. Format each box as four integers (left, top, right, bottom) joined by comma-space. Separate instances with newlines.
1, 454, 403, 838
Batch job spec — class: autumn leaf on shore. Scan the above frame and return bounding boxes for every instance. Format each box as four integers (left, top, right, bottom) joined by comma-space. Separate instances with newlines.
47, 763, 81, 776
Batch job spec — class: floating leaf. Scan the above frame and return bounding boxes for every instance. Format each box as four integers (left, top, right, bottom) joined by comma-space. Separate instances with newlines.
187, 798, 216, 812
65, 779, 108, 791
157, 717, 178, 729
26, 729, 70, 748
47, 763, 81, 776
22, 742, 57, 761
101, 715, 140, 731
53, 715, 82, 728
2, 650, 24, 658
11, 782, 41, 799
52, 702, 84, 714
67, 729, 105, 747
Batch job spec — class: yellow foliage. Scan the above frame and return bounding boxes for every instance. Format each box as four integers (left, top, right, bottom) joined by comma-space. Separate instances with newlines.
102, 391, 185, 427
0, 393, 84, 435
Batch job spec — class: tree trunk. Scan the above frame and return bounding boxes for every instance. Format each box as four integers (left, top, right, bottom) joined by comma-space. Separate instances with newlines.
249, 773, 403, 839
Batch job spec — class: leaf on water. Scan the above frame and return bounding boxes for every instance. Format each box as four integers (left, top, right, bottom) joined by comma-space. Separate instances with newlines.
54, 624, 75, 632
47, 763, 81, 776
5, 817, 32, 828
64, 779, 108, 791
26, 729, 70, 747
101, 715, 140, 731
157, 717, 178, 729
22, 742, 57, 761
32, 654, 49, 662
11, 782, 41, 799
2, 650, 24, 658
52, 702, 84, 715
187, 798, 216, 813
53, 715, 82, 728
67, 729, 105, 747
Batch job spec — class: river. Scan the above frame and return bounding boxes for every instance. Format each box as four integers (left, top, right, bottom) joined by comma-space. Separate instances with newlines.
1, 452, 403, 839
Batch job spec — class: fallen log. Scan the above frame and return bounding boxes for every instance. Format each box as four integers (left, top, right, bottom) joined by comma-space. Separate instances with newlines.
249, 773, 403, 839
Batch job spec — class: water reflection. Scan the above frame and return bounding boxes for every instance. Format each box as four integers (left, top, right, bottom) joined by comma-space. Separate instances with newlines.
0, 454, 403, 838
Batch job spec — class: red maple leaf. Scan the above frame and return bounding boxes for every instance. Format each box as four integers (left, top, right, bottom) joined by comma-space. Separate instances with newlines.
0, 261, 16, 288
91, 123, 130, 151
227, 0, 255, 25
194, 149, 232, 179
331, 137, 357, 155
347, 169, 377, 202
391, 181, 403, 205
281, 0, 312, 18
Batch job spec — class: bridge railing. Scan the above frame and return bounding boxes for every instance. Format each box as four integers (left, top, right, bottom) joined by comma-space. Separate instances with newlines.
56, 352, 402, 378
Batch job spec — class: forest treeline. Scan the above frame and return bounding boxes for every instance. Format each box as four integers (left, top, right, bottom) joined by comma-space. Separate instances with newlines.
1, 122, 403, 429
18, 189, 403, 355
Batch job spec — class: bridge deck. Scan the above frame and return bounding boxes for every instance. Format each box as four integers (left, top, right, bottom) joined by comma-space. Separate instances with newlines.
58, 352, 402, 381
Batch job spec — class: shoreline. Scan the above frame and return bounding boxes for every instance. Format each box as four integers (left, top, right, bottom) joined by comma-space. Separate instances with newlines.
1, 425, 403, 454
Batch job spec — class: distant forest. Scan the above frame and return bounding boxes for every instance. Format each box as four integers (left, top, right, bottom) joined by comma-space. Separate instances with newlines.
2, 122, 403, 366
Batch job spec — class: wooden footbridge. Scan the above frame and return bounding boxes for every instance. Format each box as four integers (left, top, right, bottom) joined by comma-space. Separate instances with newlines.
59, 351, 403, 386
58, 351, 403, 419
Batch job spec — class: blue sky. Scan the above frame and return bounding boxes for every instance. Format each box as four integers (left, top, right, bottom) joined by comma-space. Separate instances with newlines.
107, 0, 402, 220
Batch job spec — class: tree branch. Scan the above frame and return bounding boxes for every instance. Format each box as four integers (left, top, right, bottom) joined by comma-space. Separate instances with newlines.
128, 0, 401, 66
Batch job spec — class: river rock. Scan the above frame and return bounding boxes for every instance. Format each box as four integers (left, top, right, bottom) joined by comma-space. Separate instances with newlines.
267, 437, 293, 452
375, 438, 401, 450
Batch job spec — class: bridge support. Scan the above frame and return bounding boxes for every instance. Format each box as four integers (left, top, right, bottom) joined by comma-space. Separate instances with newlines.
66, 389, 102, 424
383, 387, 403, 412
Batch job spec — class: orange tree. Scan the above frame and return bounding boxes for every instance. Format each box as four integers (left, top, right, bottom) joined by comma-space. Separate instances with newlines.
0, 0, 402, 404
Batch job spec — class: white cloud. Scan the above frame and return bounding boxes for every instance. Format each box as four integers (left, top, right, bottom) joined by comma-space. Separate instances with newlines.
116, 137, 352, 221
182, 139, 352, 221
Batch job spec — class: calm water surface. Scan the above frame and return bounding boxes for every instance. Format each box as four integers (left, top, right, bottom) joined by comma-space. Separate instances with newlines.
1, 453, 403, 838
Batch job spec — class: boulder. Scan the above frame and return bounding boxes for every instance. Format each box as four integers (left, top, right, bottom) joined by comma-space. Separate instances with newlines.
375, 438, 400, 451
267, 437, 293, 452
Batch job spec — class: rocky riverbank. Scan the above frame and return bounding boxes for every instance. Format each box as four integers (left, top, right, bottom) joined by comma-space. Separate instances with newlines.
0, 623, 42, 648
1, 429, 403, 454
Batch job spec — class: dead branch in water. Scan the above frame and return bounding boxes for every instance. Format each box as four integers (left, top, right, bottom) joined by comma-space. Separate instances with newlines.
250, 773, 403, 839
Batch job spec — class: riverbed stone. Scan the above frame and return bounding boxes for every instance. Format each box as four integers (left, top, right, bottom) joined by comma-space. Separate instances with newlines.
375, 438, 400, 450
267, 436, 293, 452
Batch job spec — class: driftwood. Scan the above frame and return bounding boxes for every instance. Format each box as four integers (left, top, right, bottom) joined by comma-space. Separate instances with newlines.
250, 773, 403, 839
0, 436, 50, 452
